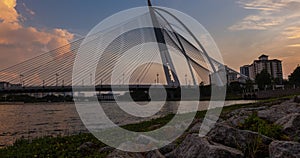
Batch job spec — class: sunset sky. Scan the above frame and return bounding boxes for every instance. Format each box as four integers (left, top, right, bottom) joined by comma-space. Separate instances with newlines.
0, 0, 299, 78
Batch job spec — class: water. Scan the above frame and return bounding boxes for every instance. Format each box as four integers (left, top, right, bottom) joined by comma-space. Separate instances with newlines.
0, 100, 254, 147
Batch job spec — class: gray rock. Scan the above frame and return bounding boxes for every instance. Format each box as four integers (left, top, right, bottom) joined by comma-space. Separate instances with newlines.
223, 106, 268, 127
99, 146, 115, 153
189, 119, 203, 133
78, 142, 96, 151
208, 123, 273, 154
146, 150, 165, 158
269, 141, 300, 158
159, 142, 177, 155
166, 134, 244, 158
106, 150, 144, 158
294, 96, 300, 103
225, 106, 267, 119
225, 110, 253, 127
258, 100, 300, 123
275, 113, 300, 141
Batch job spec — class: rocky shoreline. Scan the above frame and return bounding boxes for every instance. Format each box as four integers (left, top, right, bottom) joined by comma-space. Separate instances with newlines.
1, 97, 300, 157
87, 96, 300, 158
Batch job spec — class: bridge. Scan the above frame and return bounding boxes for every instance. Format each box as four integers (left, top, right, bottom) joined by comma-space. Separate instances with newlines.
0, 1, 247, 96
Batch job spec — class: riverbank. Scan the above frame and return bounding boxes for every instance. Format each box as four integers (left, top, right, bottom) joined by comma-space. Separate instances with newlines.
0, 96, 299, 157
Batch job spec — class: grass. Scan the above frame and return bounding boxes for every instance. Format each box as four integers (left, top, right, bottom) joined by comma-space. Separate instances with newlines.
238, 113, 283, 139
0, 134, 106, 158
0, 96, 293, 157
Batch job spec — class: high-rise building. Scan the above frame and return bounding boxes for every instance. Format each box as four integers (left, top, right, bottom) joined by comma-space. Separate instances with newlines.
240, 65, 250, 78
240, 54, 283, 84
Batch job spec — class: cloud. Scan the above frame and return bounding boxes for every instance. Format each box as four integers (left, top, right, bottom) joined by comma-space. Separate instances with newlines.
229, 15, 285, 30
0, 0, 74, 70
287, 44, 300, 47
22, 2, 35, 16
237, 0, 293, 12
283, 26, 300, 39
0, 0, 19, 23
229, 0, 300, 31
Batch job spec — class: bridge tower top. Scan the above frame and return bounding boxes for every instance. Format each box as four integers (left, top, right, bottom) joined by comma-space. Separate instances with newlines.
148, 0, 152, 6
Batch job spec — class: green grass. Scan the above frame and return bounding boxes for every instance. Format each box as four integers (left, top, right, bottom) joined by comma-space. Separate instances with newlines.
0, 134, 106, 158
238, 113, 283, 139
0, 97, 291, 157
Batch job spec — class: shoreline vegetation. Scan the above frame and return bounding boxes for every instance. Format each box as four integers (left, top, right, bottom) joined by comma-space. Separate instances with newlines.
1, 95, 299, 157
0, 94, 250, 104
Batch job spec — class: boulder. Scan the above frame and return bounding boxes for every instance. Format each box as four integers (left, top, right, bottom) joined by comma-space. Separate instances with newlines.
106, 150, 144, 158
77, 142, 97, 152
208, 123, 273, 155
159, 142, 177, 155
275, 113, 300, 141
294, 96, 300, 103
257, 100, 300, 123
189, 119, 203, 133
223, 106, 267, 127
146, 150, 165, 158
269, 141, 300, 158
99, 146, 115, 154
166, 134, 244, 158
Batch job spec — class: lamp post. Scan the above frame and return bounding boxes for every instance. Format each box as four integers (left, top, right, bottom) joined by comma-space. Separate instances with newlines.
55, 73, 59, 87
20, 74, 24, 87
90, 73, 92, 86
122, 73, 125, 85
185, 74, 188, 85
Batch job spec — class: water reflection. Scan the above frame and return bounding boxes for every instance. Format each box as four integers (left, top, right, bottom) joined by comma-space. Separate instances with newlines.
0, 100, 254, 147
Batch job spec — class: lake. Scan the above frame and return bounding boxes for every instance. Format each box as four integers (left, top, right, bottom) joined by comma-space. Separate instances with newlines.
0, 100, 255, 147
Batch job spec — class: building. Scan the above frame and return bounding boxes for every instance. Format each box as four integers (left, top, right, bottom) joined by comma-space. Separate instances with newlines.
240, 54, 283, 84
240, 65, 250, 78
0, 82, 10, 89
0, 82, 22, 89
226, 66, 238, 83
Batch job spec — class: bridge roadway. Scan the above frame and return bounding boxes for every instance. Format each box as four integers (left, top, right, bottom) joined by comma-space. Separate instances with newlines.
0, 85, 198, 94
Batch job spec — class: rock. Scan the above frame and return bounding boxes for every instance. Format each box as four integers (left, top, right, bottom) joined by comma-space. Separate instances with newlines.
159, 142, 177, 155
166, 134, 244, 158
269, 141, 300, 158
146, 150, 165, 158
275, 113, 300, 141
294, 96, 300, 103
78, 142, 97, 152
225, 106, 267, 119
99, 146, 115, 153
189, 119, 203, 133
106, 150, 144, 158
208, 123, 273, 156
257, 100, 300, 123
225, 110, 253, 127
223, 106, 267, 127
136, 135, 159, 145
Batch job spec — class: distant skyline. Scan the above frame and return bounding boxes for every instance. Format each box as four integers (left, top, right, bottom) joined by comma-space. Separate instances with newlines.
0, 0, 299, 78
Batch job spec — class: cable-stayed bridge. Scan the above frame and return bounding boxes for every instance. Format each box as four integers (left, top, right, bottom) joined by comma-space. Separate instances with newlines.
0, 2, 247, 95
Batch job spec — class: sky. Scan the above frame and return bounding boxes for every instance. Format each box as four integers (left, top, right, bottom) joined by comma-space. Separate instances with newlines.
0, 0, 299, 79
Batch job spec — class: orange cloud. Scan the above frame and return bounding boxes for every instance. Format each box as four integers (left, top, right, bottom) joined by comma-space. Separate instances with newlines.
0, 0, 74, 70
283, 26, 300, 39
287, 44, 300, 47
0, 0, 19, 23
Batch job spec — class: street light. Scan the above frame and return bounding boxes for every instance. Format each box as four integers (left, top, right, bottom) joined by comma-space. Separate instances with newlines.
122, 73, 125, 85
55, 73, 59, 86
185, 74, 188, 85
90, 73, 92, 85
19, 74, 24, 86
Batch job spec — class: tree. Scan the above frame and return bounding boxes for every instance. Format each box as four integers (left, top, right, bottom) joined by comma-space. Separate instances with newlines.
289, 66, 300, 87
255, 69, 272, 90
